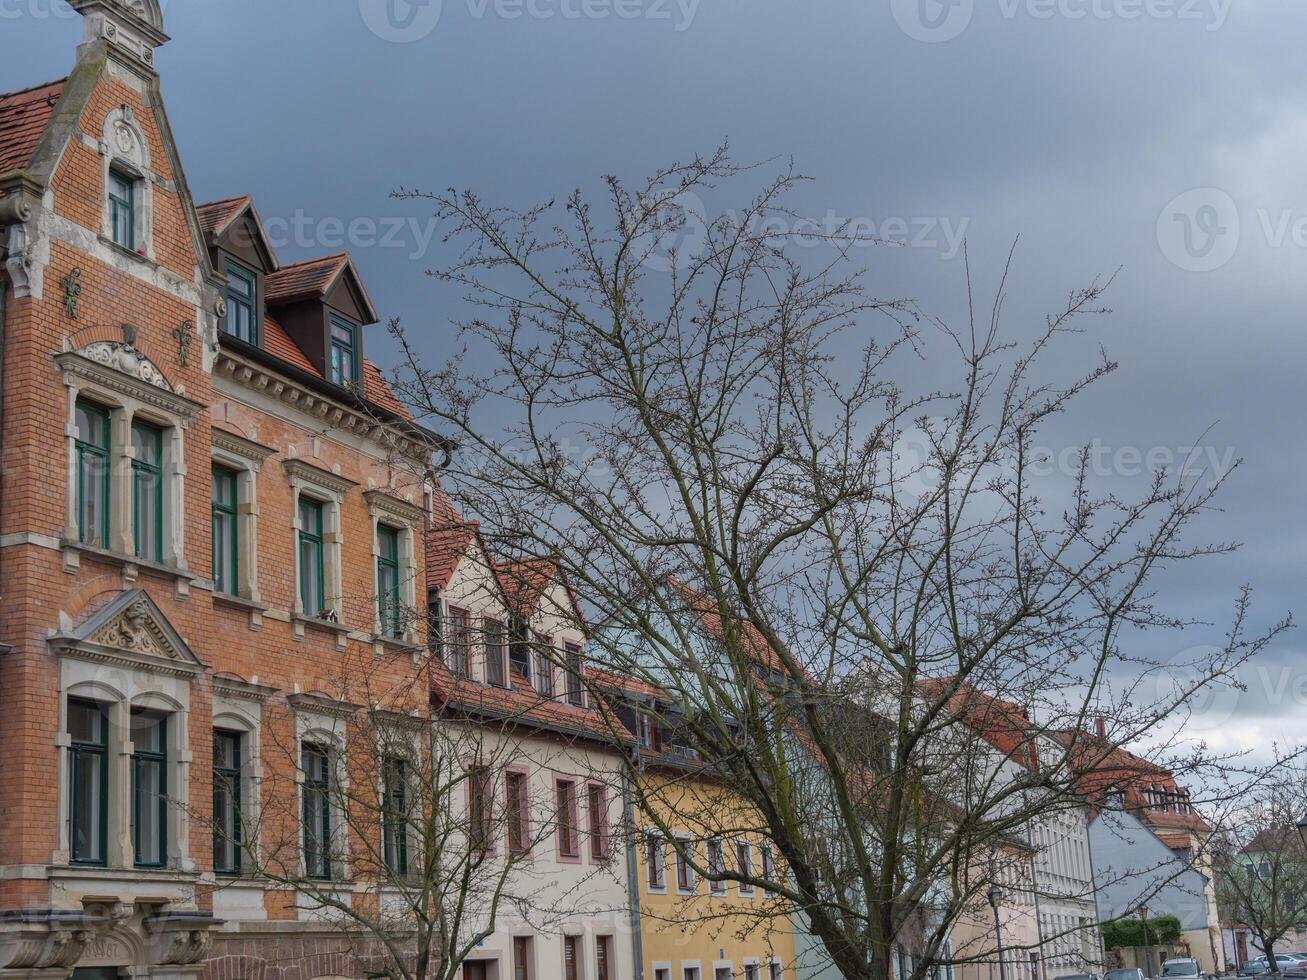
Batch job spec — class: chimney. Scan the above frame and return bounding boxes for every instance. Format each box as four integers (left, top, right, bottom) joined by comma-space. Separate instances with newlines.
1095, 716, 1106, 740
69, 0, 169, 75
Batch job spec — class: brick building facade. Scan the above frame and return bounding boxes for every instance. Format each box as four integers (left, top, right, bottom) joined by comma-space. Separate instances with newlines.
0, 4, 442, 980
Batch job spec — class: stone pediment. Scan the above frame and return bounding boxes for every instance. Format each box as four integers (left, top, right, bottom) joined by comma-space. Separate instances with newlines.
50, 589, 206, 675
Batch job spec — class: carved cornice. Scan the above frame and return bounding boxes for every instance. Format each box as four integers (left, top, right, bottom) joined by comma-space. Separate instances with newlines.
48, 639, 205, 679
56, 349, 203, 421
216, 348, 433, 462
282, 458, 358, 498
0, 910, 104, 971
143, 912, 222, 967
212, 673, 278, 703
211, 428, 275, 468
286, 691, 362, 721
363, 488, 425, 527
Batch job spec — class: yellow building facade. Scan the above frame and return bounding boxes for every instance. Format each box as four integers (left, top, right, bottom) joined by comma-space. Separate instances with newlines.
634, 763, 797, 980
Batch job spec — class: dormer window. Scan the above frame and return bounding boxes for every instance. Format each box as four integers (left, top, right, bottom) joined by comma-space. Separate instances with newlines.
224, 262, 257, 343
328, 316, 358, 387
109, 169, 137, 250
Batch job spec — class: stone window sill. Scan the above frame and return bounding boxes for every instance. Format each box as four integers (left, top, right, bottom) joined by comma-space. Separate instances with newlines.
294, 614, 351, 650
212, 591, 269, 631
61, 540, 194, 595
99, 235, 156, 269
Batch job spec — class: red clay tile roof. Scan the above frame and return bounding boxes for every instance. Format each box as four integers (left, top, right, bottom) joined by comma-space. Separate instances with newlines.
362, 360, 411, 419
426, 491, 480, 591
195, 194, 250, 240
917, 677, 1042, 771
261, 314, 317, 374
431, 661, 630, 745
0, 77, 66, 175
264, 253, 350, 305
495, 557, 558, 615
259, 314, 413, 419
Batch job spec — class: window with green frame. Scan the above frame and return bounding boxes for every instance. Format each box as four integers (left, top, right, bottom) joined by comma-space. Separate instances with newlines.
224, 262, 257, 343
212, 465, 239, 595
131, 709, 167, 868
376, 524, 401, 637
108, 169, 136, 250
302, 742, 332, 879
382, 756, 409, 876
68, 699, 108, 866
328, 316, 358, 386
131, 420, 163, 562
298, 496, 326, 617
74, 401, 110, 548
213, 730, 242, 875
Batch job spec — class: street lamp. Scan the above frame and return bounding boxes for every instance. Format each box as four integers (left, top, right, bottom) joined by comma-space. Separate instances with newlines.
1138, 906, 1152, 980
989, 886, 1008, 980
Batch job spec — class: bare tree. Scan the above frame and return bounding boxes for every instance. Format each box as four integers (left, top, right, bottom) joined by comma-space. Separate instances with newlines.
386, 147, 1292, 980
205, 632, 607, 980
1212, 776, 1307, 974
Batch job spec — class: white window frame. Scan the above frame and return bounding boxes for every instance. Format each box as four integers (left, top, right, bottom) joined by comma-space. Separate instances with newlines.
57, 345, 202, 587
56, 661, 194, 872
212, 676, 272, 878
99, 107, 156, 260
211, 429, 274, 609
364, 489, 424, 646
645, 829, 667, 892
284, 458, 357, 635
289, 692, 357, 893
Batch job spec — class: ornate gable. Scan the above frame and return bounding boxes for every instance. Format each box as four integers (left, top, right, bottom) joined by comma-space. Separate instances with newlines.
50, 589, 205, 675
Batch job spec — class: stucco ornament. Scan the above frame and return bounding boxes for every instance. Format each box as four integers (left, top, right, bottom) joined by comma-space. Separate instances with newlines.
91, 600, 167, 657
79, 341, 175, 392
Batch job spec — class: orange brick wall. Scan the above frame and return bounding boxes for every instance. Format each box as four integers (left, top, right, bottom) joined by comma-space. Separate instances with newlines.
0, 56, 432, 913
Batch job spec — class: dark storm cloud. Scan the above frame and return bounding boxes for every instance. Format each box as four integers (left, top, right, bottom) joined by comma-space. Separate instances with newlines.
4, 0, 1301, 752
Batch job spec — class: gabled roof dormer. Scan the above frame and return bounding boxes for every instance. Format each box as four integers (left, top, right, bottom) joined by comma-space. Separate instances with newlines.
264, 252, 377, 391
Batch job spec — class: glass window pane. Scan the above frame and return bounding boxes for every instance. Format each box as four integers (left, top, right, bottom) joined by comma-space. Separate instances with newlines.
68, 700, 104, 745
71, 748, 104, 862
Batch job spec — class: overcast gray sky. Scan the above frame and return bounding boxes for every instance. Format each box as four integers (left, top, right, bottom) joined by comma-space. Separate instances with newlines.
5, 0, 1303, 757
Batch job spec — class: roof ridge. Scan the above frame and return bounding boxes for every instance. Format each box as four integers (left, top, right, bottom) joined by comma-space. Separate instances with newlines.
196, 193, 251, 208
0, 76, 68, 102
272, 252, 351, 271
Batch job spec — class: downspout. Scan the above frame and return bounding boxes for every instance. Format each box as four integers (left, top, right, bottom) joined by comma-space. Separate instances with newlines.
0, 274, 7, 657
624, 750, 645, 980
